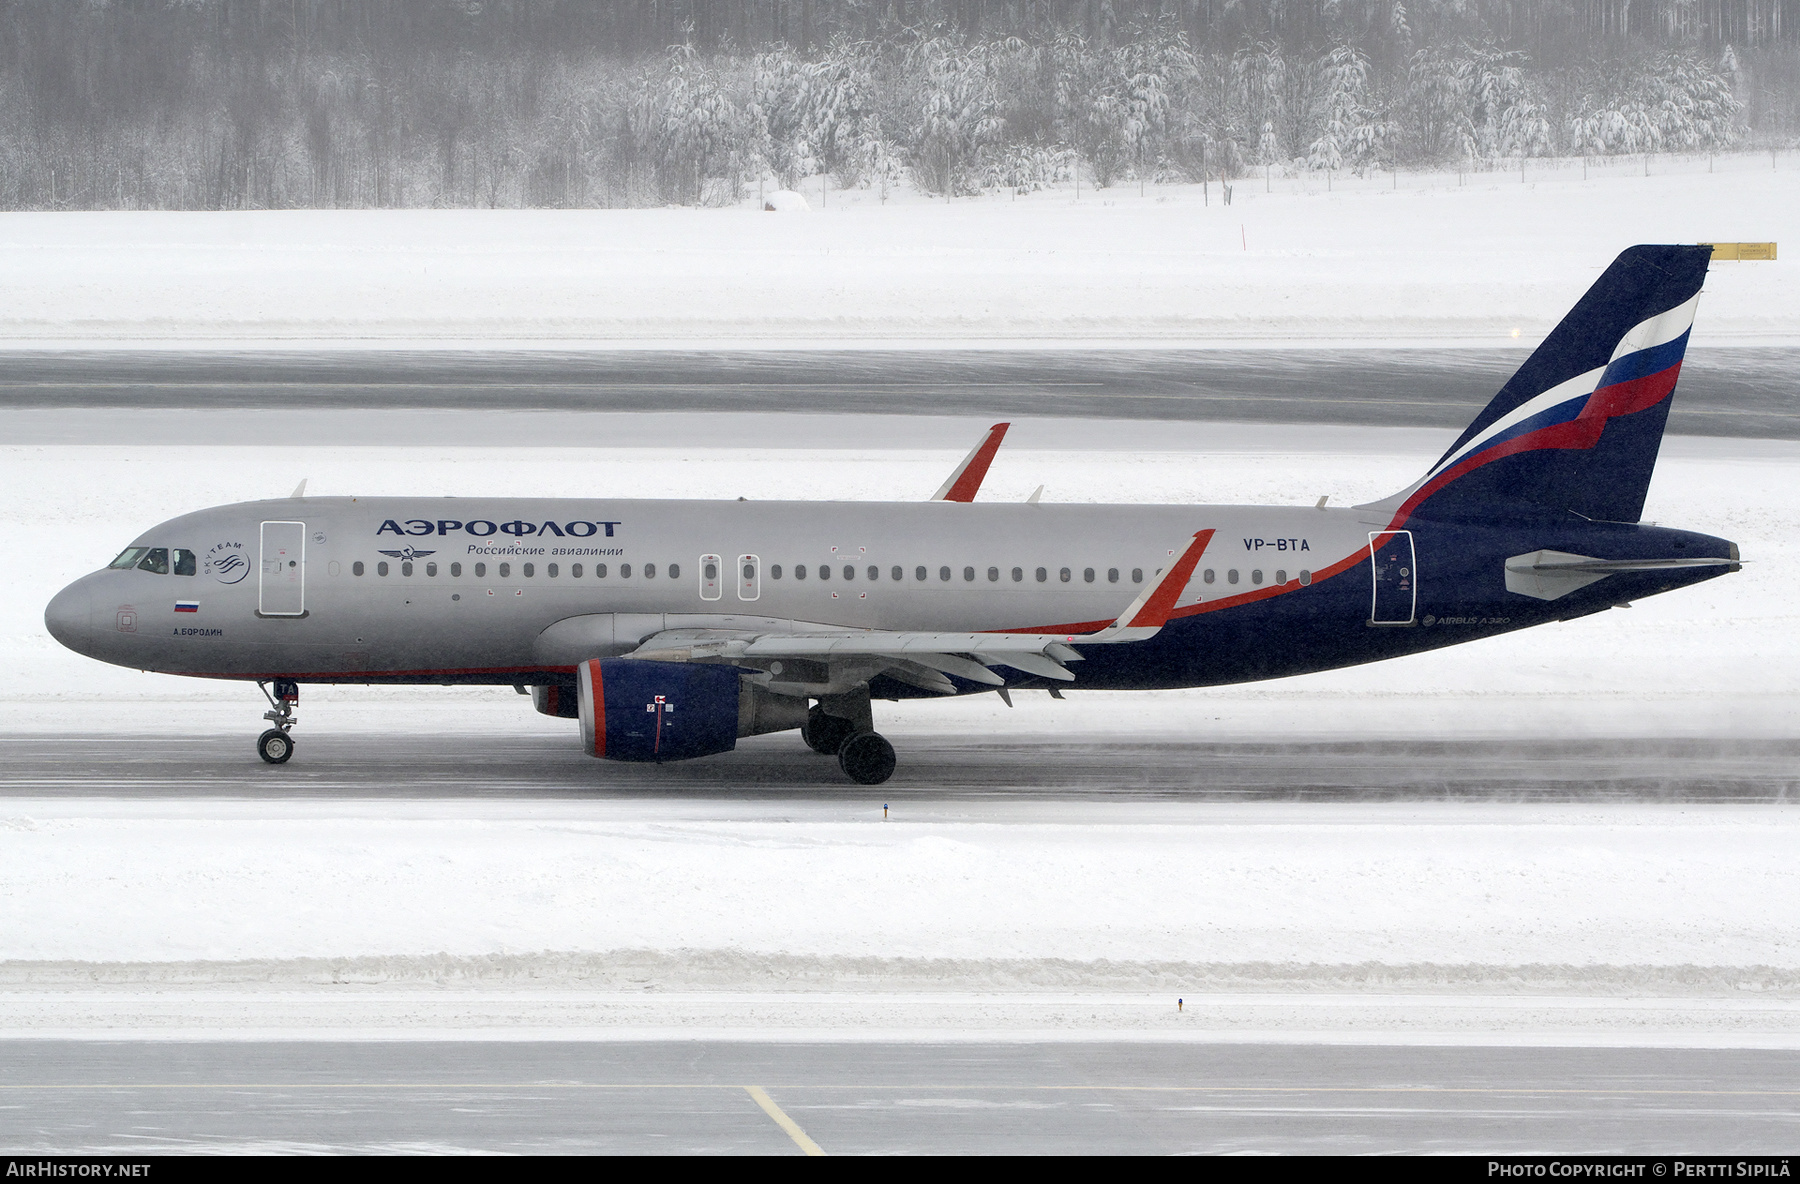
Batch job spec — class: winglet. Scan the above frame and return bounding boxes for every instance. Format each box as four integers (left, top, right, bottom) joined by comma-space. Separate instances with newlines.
1075, 529, 1215, 643
932, 423, 1010, 502
290, 478, 308, 498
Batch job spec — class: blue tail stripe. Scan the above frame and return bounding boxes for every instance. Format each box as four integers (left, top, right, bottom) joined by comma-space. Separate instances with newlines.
1599, 330, 1691, 389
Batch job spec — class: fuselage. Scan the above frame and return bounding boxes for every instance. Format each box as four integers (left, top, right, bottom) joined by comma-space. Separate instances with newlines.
45, 494, 1736, 695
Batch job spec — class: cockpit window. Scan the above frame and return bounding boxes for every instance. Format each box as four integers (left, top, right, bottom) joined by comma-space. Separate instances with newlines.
108, 547, 149, 570
172, 549, 197, 576
137, 548, 170, 575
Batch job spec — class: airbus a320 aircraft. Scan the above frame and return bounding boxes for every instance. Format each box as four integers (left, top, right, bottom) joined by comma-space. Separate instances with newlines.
46, 245, 1739, 785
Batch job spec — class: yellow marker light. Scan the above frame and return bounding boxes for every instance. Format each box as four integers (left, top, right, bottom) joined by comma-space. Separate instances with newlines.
1702, 242, 1777, 261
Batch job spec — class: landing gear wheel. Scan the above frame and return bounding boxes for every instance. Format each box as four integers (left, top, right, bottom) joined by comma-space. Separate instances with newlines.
257, 728, 294, 765
837, 731, 896, 785
802, 706, 856, 756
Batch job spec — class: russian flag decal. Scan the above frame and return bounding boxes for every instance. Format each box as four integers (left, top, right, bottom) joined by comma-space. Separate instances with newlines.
174, 600, 199, 613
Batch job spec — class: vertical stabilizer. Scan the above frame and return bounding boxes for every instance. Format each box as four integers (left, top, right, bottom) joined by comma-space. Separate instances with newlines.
1374, 245, 1711, 524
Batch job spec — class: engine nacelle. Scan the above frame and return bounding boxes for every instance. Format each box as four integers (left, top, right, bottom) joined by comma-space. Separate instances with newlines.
576, 658, 742, 763
531, 684, 580, 718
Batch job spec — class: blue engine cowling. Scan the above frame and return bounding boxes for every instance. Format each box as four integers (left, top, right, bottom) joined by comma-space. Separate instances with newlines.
575, 658, 741, 763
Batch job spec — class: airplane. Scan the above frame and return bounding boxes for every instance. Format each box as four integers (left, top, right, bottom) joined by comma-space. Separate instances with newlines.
44, 245, 1740, 785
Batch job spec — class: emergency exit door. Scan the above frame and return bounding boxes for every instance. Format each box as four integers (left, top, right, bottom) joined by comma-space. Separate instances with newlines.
1368, 530, 1416, 625
260, 521, 307, 616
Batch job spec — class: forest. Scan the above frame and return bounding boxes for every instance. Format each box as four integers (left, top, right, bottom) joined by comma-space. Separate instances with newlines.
0, 0, 1794, 209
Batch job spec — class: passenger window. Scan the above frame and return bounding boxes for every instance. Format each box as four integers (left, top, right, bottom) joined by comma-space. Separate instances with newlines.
704, 561, 718, 580
818, 565, 829, 581
378, 561, 390, 577
499, 563, 510, 578
842, 565, 853, 580
869, 566, 879, 581
1228, 569, 1239, 584
109, 547, 149, 570
669, 563, 680, 579
475, 562, 487, 577
1203, 569, 1215, 584
596, 564, 607, 578
771, 565, 783, 580
1107, 568, 1119, 583
402, 561, 413, 577
450, 562, 461, 577
987, 567, 999, 582
1299, 569, 1312, 585
620, 563, 632, 578
173, 549, 197, 576
890, 566, 902, 581
548, 563, 558, 578
1132, 568, 1143, 583
571, 563, 582, 578
963, 566, 975, 582
1035, 567, 1047, 583
1252, 569, 1263, 584
426, 562, 438, 577
1059, 567, 1071, 583
1083, 568, 1095, 583
1012, 567, 1023, 582
353, 561, 365, 577
524, 563, 535, 578
1275, 569, 1287, 584
939, 566, 951, 582
138, 548, 169, 575
795, 565, 806, 580
915, 566, 927, 581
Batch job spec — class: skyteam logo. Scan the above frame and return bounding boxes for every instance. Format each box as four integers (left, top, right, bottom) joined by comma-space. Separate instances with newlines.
376, 518, 622, 539
204, 541, 250, 585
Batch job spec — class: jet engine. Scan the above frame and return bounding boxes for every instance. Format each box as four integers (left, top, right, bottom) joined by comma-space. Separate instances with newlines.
574, 658, 807, 763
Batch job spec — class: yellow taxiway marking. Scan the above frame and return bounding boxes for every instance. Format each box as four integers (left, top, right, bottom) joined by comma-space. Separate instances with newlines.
744, 1085, 826, 1156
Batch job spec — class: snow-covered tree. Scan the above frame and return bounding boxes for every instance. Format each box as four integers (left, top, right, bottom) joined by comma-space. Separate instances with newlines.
1309, 44, 1390, 175
1565, 50, 1742, 156
908, 37, 1006, 195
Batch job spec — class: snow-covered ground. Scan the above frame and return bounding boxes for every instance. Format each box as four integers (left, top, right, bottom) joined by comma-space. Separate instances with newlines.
5, 424, 1795, 738
0, 152, 1791, 348
2, 798, 1798, 1045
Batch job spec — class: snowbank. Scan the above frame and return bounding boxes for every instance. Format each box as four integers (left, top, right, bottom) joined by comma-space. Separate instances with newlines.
2, 798, 1798, 1042
0, 155, 1791, 347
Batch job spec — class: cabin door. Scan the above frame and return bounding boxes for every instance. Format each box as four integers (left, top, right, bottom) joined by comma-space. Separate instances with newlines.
259, 521, 307, 617
1368, 531, 1416, 625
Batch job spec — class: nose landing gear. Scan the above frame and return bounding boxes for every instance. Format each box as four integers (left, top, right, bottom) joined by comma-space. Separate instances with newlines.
256, 679, 299, 764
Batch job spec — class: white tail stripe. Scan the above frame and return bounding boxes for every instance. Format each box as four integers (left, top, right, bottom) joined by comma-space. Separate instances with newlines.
1425, 293, 1699, 483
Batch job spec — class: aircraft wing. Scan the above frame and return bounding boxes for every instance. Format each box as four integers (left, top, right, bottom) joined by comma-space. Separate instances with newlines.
624, 529, 1215, 694
931, 422, 1010, 501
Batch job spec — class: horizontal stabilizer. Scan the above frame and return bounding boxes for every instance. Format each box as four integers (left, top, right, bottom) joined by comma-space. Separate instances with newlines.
1504, 549, 1738, 601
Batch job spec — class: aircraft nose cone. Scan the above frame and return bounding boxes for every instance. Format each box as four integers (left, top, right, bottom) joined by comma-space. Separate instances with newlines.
44, 579, 93, 652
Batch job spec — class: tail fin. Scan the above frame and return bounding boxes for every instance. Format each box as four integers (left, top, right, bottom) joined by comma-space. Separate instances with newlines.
1375, 244, 1712, 524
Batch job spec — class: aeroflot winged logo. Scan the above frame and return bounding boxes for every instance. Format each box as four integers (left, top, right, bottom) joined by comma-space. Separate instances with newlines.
376, 517, 622, 539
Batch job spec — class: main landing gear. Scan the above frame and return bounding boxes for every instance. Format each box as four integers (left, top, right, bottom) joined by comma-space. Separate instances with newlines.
256, 679, 299, 764
801, 699, 896, 786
